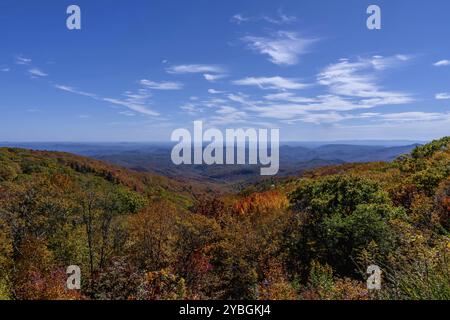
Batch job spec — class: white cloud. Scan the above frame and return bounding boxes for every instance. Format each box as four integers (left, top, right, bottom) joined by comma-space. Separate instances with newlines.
28, 68, 47, 77
433, 60, 450, 67
102, 97, 159, 116
231, 14, 251, 24
436, 93, 450, 100
179, 96, 250, 124
232, 56, 414, 122
54, 85, 99, 99
203, 73, 227, 82
1, 67, 10, 72
180, 96, 229, 116
208, 89, 224, 94
253, 95, 361, 119
375, 112, 450, 123
395, 54, 411, 62
369, 54, 411, 70
233, 76, 308, 90
215, 105, 241, 115
297, 112, 353, 124
118, 111, 136, 117
242, 31, 316, 66
262, 12, 297, 25
282, 111, 450, 125
122, 89, 152, 105
233, 92, 419, 122
227, 93, 253, 105
107, 88, 158, 116
15, 56, 31, 65
317, 56, 413, 105
210, 106, 248, 126
221, 55, 416, 124
318, 59, 378, 97
166, 64, 225, 74
231, 10, 296, 25
204, 55, 417, 125
139, 79, 183, 90
264, 92, 317, 103
55, 84, 159, 116
180, 103, 205, 115
204, 98, 228, 107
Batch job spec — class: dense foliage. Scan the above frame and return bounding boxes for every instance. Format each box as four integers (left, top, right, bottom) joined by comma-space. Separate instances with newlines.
0, 137, 449, 300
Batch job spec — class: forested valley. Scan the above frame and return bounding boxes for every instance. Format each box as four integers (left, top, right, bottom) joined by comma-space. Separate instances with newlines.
0, 137, 449, 300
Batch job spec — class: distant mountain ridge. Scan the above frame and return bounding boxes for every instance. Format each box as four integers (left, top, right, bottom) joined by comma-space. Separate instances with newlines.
0, 142, 420, 188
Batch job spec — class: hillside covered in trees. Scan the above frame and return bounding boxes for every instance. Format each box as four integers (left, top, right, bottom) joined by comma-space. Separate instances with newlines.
0, 138, 449, 300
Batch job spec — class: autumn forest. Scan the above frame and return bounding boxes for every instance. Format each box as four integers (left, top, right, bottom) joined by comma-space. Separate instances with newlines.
0, 137, 449, 300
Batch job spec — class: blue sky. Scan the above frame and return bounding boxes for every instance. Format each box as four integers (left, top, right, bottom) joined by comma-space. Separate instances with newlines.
1, 0, 450, 141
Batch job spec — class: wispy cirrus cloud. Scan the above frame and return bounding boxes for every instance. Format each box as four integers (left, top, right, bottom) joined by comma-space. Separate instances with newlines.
166, 64, 225, 74
16, 55, 159, 117
15, 55, 32, 65
262, 12, 297, 25
208, 89, 225, 94
13, 55, 49, 78
209, 107, 248, 126
54, 84, 99, 99
180, 103, 204, 115
179, 97, 241, 123
370, 54, 412, 70
102, 87, 158, 115
233, 76, 308, 90
28, 68, 48, 78
102, 97, 159, 116
231, 14, 251, 24
139, 79, 183, 90
246, 104, 450, 125
436, 92, 450, 100
433, 59, 450, 67
232, 97, 361, 120
1, 67, 10, 72
242, 31, 316, 66
231, 10, 297, 25
166, 64, 227, 82
214, 55, 416, 124
55, 84, 159, 116
369, 112, 450, 123
118, 110, 136, 117
203, 73, 227, 82
287, 112, 354, 124
317, 56, 413, 105
264, 92, 316, 103
121, 89, 152, 106
285, 111, 450, 125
